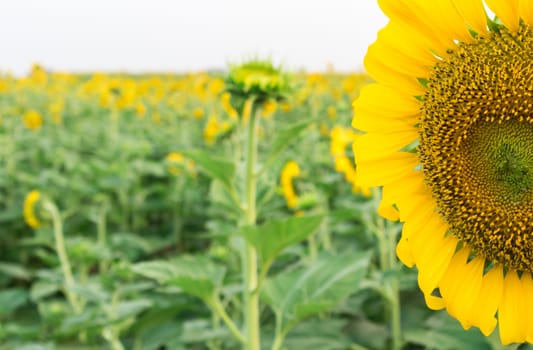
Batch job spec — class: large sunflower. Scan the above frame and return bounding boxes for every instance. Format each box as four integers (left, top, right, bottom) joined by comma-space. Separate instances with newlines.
353, 0, 533, 344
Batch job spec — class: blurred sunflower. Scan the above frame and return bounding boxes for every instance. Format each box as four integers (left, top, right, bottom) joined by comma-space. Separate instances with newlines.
280, 160, 300, 209
353, 0, 533, 343
23, 110, 43, 130
24, 190, 42, 228
225, 59, 292, 105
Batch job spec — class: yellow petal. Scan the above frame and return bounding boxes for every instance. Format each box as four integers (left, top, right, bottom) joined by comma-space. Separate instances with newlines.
394, 190, 438, 267
427, 0, 474, 42
424, 293, 446, 310
354, 152, 419, 187
522, 272, 533, 342
468, 265, 503, 336
400, 199, 436, 240
439, 253, 485, 330
396, 235, 415, 267
417, 235, 457, 301
364, 51, 427, 96
393, 175, 434, 222
378, 21, 438, 67
377, 0, 452, 56
499, 270, 527, 344
400, 0, 473, 45
352, 83, 420, 133
379, 172, 426, 225
366, 39, 430, 78
354, 129, 418, 163
451, 0, 489, 36
408, 210, 448, 266
485, 0, 520, 32
354, 83, 421, 116
378, 199, 399, 221
519, 0, 533, 26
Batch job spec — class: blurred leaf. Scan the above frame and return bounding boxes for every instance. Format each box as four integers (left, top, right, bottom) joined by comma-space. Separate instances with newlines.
0, 262, 32, 281
8, 343, 54, 350
241, 215, 323, 270
60, 308, 103, 334
404, 311, 491, 350
30, 280, 60, 302
283, 319, 353, 350
180, 319, 229, 343
68, 282, 109, 303
182, 149, 235, 191
266, 119, 315, 165
135, 320, 183, 350
0, 288, 28, 317
114, 299, 153, 320
262, 252, 370, 333
132, 255, 226, 301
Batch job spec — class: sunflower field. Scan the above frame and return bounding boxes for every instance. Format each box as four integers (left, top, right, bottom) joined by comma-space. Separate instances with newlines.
0, 59, 527, 350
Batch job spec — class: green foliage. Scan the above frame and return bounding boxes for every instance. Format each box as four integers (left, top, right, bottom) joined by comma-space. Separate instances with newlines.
0, 69, 500, 350
132, 255, 226, 301
182, 149, 236, 192
262, 252, 370, 333
241, 215, 323, 270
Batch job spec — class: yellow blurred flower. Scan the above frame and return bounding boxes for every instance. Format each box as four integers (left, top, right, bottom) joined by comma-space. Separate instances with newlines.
208, 78, 225, 95
166, 152, 195, 175
24, 190, 42, 229
330, 126, 370, 196
319, 123, 329, 137
152, 111, 161, 124
23, 110, 43, 130
51, 112, 62, 125
262, 100, 277, 118
221, 92, 239, 120
281, 160, 300, 208
280, 102, 292, 112
330, 126, 356, 157
203, 115, 231, 144
135, 101, 147, 118
193, 107, 205, 119
327, 105, 337, 120
48, 100, 64, 114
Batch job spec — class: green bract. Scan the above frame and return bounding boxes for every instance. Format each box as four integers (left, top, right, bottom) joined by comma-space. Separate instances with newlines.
225, 60, 292, 104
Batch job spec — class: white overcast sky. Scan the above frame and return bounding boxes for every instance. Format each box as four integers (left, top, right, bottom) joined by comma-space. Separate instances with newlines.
0, 0, 387, 76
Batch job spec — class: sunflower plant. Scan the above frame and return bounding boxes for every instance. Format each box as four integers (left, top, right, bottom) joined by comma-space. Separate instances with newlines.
354, 0, 533, 346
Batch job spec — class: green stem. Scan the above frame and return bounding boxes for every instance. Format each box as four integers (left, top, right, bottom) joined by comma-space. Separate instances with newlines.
242, 101, 261, 350
101, 292, 126, 350
384, 219, 401, 350
97, 200, 108, 273
208, 297, 245, 344
270, 334, 284, 350
43, 200, 82, 314
270, 312, 285, 350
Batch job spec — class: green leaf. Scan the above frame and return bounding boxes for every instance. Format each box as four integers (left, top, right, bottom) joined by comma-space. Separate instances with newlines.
283, 319, 352, 350
0, 262, 33, 281
132, 255, 226, 301
404, 311, 492, 350
30, 280, 61, 302
241, 215, 323, 269
0, 288, 29, 317
262, 252, 370, 333
182, 149, 235, 191
114, 299, 153, 320
266, 119, 315, 164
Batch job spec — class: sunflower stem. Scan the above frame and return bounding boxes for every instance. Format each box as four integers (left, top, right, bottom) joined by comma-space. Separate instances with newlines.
207, 296, 245, 344
386, 219, 402, 350
43, 200, 82, 314
241, 99, 261, 350
373, 212, 402, 350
